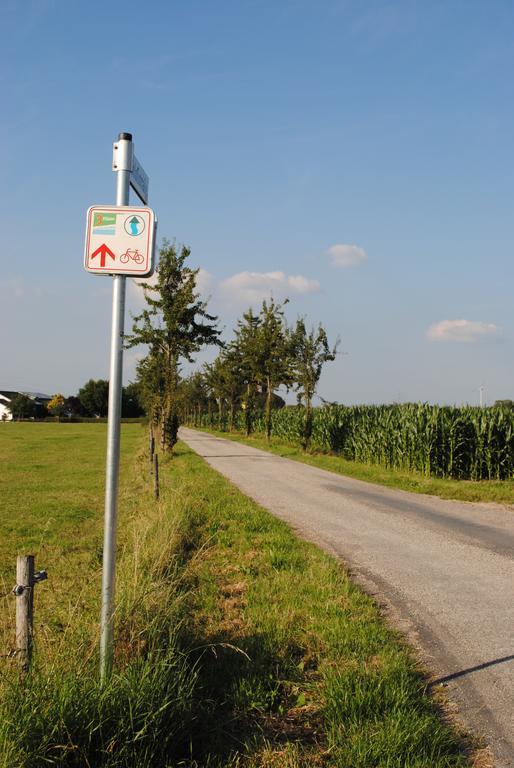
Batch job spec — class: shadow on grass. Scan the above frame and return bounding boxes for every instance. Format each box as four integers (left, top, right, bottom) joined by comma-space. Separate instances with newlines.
181, 626, 323, 765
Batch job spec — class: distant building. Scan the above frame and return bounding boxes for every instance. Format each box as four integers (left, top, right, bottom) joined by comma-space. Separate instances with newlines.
0, 391, 52, 421
0, 391, 17, 421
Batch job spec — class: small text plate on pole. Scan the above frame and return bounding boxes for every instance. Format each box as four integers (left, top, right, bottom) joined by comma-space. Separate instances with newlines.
131, 154, 149, 204
84, 205, 156, 277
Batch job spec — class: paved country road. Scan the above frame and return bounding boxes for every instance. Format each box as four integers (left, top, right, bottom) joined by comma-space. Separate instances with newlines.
180, 428, 514, 767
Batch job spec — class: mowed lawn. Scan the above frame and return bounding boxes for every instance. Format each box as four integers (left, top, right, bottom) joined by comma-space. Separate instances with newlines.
0, 422, 142, 639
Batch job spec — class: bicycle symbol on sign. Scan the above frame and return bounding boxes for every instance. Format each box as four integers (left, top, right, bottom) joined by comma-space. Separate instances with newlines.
120, 249, 144, 265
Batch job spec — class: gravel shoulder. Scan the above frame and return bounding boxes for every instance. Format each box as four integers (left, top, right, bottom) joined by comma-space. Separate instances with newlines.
180, 427, 514, 767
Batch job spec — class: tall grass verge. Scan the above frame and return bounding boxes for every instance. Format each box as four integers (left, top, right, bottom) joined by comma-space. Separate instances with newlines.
0, 433, 199, 767
161, 444, 472, 767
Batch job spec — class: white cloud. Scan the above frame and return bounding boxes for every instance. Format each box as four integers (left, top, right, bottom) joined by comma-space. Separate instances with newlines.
328, 243, 367, 267
219, 270, 320, 305
125, 267, 320, 313
426, 319, 501, 343
287, 274, 320, 293
195, 268, 212, 296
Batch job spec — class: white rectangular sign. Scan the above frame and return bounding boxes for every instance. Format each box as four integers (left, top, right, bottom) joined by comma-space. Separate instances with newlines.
130, 154, 149, 204
84, 205, 156, 276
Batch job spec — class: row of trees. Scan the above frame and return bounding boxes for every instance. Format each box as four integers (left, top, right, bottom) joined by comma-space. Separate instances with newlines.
74, 380, 143, 418
127, 241, 337, 451
8, 241, 337, 446
6, 382, 144, 421
180, 304, 338, 447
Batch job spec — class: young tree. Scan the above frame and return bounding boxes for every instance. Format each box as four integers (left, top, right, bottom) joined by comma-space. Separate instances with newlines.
219, 347, 246, 431
202, 348, 247, 431
229, 301, 293, 439
47, 393, 66, 421
255, 299, 294, 442
179, 371, 210, 425
126, 241, 221, 451
203, 357, 228, 427
134, 348, 166, 426
231, 308, 261, 436
291, 318, 339, 449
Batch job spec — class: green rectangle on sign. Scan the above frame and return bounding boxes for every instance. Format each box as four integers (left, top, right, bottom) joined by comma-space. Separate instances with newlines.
94, 212, 117, 227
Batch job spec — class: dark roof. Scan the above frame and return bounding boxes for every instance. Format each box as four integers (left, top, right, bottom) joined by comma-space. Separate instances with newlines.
0, 391, 18, 400
22, 392, 52, 401
0, 390, 52, 402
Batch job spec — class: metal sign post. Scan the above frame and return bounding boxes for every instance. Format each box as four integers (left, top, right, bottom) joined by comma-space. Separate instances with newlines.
96, 132, 154, 682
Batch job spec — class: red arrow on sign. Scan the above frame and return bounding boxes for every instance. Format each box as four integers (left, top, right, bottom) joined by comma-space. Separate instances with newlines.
91, 243, 116, 268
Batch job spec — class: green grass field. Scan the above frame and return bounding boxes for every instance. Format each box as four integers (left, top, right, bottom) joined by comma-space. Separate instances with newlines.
0, 423, 142, 641
0, 424, 475, 766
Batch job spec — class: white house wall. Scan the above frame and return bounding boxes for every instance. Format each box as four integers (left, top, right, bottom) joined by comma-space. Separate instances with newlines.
0, 400, 12, 421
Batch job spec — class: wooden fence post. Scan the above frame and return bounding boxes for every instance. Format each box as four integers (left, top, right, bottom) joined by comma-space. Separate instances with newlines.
153, 453, 159, 500
15, 555, 34, 672
149, 431, 155, 466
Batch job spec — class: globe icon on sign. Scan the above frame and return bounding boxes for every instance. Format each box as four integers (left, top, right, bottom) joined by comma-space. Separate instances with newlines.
124, 215, 145, 236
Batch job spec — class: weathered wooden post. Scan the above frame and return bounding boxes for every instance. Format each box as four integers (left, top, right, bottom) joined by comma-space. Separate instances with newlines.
15, 555, 34, 672
149, 424, 155, 466
14, 556, 47, 672
153, 453, 159, 500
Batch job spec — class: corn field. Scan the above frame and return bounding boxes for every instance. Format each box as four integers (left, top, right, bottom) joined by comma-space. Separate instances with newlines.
192, 404, 514, 481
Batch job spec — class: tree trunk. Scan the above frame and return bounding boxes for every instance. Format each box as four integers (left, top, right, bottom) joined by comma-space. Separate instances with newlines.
169, 409, 179, 449
302, 395, 313, 451
265, 379, 272, 443
161, 402, 169, 452
161, 354, 179, 453
229, 400, 235, 432
245, 383, 252, 436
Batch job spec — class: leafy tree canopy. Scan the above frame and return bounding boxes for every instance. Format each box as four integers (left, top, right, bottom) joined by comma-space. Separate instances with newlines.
122, 382, 145, 418
6, 394, 39, 420
291, 318, 339, 448
64, 396, 85, 417
47, 394, 66, 418
127, 241, 222, 449
78, 379, 109, 417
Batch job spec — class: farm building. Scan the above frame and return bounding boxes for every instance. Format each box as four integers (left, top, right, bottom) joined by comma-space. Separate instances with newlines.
0, 391, 52, 421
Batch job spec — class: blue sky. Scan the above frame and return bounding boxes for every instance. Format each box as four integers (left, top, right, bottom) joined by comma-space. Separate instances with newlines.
1, 0, 513, 405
